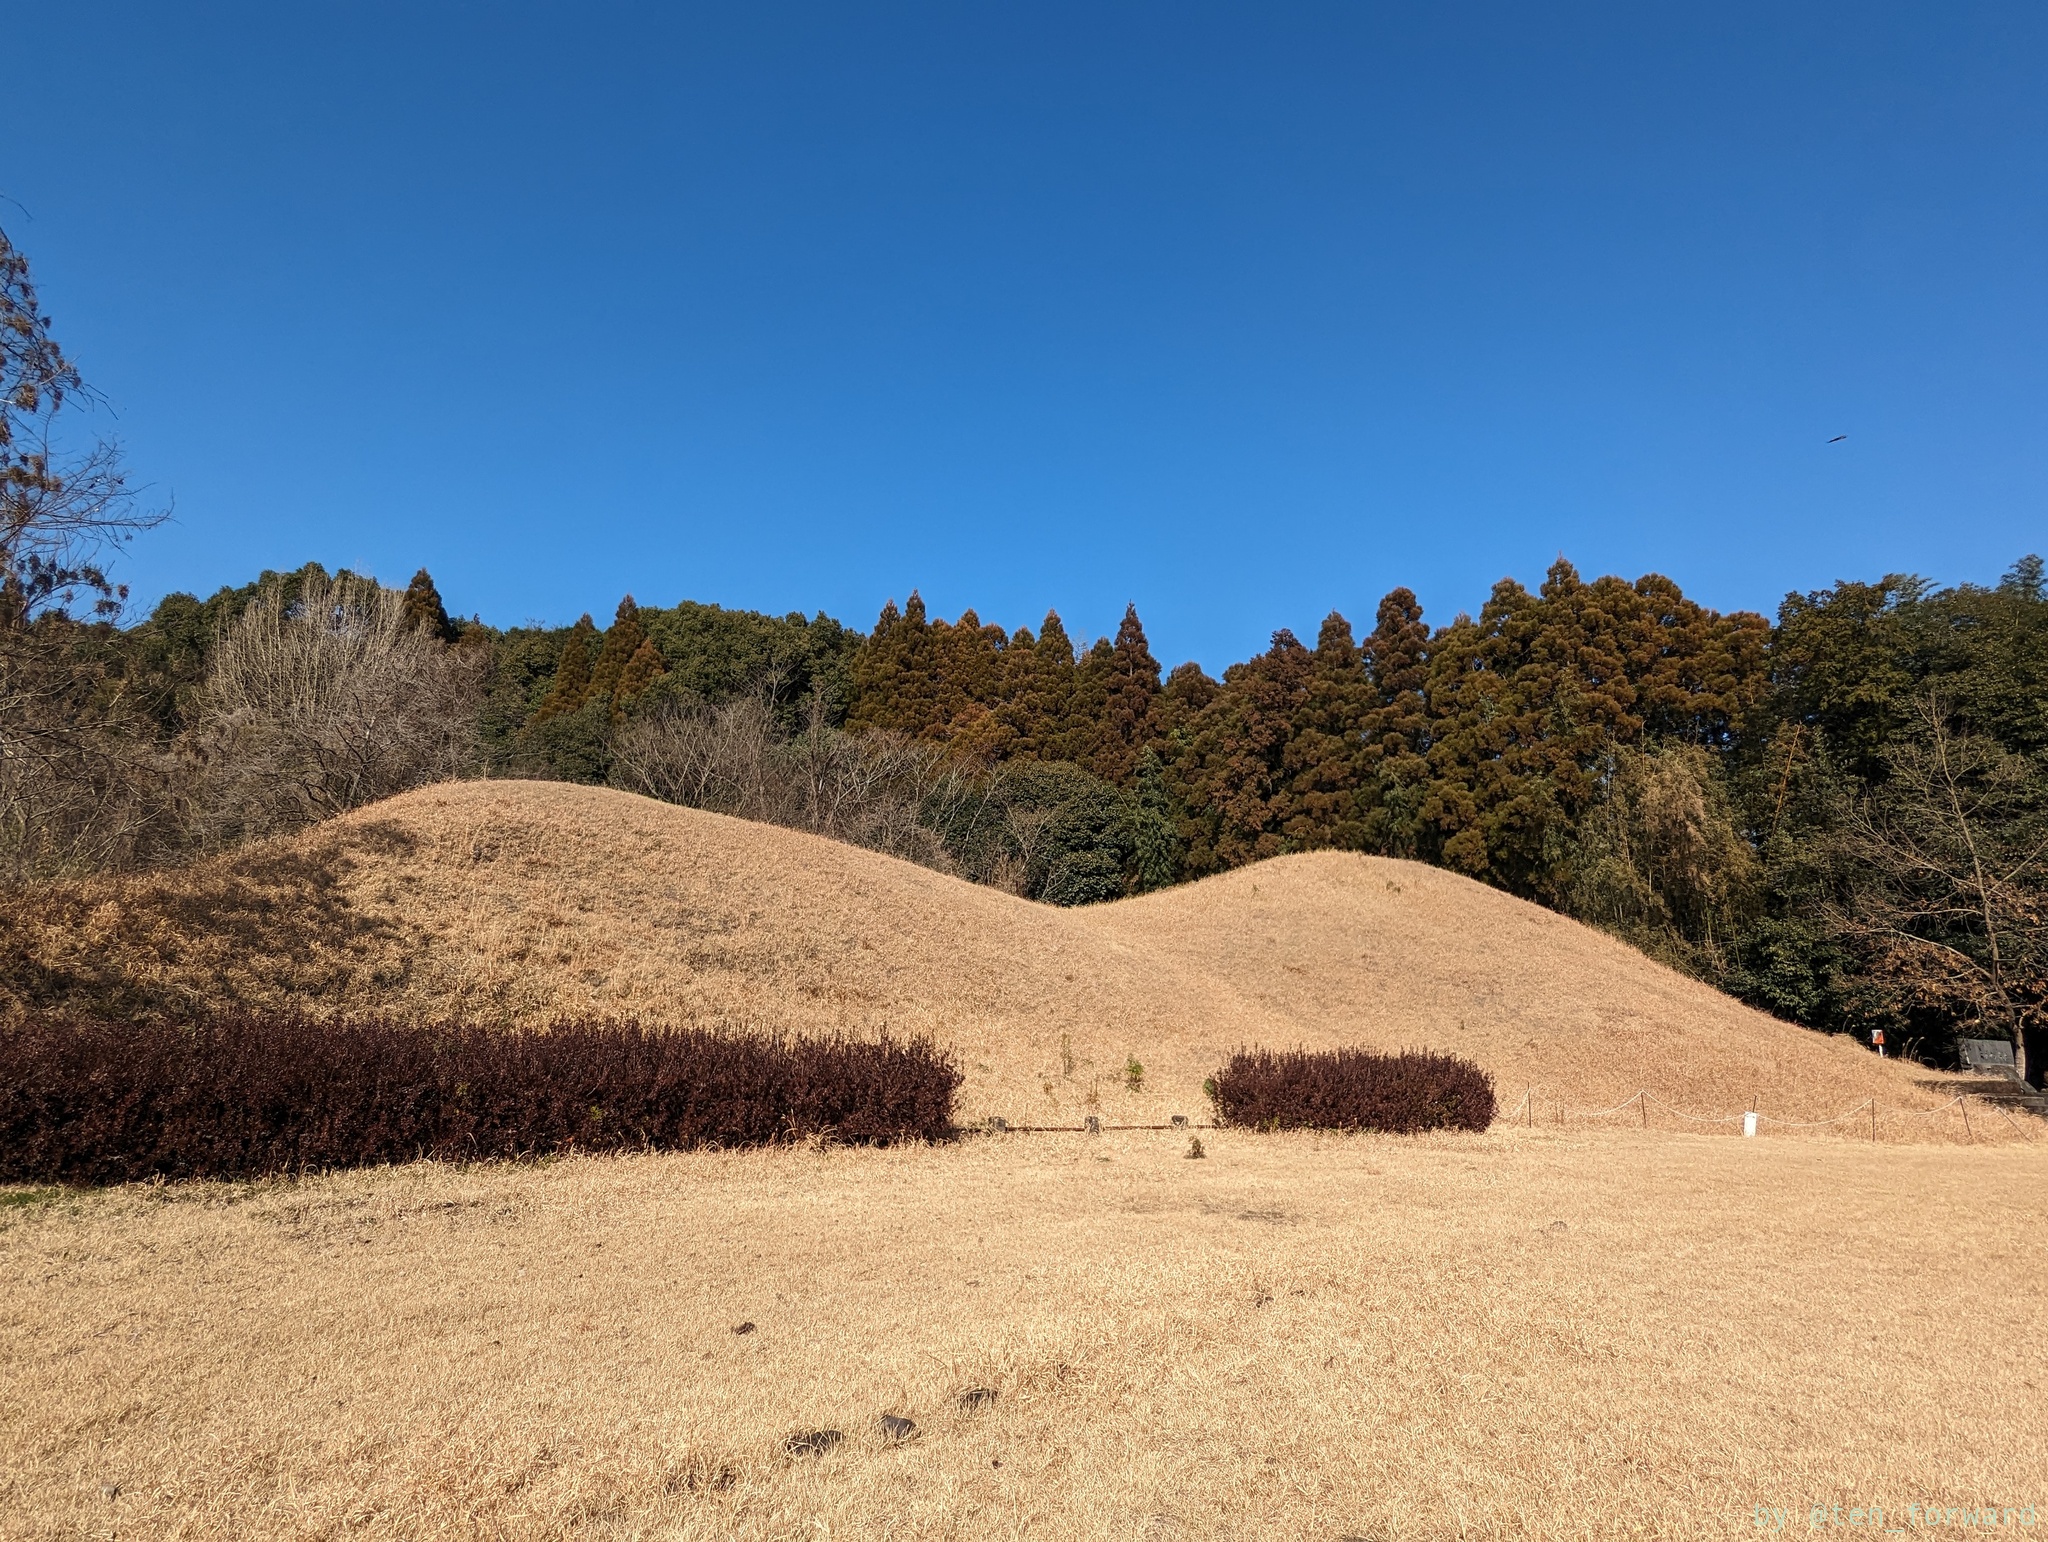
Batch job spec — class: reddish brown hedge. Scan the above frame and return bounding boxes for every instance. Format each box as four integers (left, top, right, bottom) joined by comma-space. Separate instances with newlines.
0, 1015, 960, 1184
1210, 1047, 1495, 1133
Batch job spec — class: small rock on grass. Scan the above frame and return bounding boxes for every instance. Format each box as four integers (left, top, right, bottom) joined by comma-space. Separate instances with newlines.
732, 1321, 756, 1334
958, 1386, 999, 1409
784, 1429, 843, 1458
879, 1414, 917, 1441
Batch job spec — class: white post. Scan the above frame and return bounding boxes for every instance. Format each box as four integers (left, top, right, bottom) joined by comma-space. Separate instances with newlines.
1742, 1111, 1758, 1138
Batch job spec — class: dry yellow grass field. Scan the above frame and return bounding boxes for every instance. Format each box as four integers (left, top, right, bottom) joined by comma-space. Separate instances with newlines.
0, 779, 2005, 1135
4, 781, 2043, 1538
4, 1129, 2043, 1540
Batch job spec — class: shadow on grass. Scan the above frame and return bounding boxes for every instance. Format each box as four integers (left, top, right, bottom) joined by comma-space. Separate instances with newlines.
0, 821, 418, 1023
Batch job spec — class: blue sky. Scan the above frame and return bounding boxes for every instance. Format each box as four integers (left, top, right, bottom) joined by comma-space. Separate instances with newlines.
7, 2, 2044, 670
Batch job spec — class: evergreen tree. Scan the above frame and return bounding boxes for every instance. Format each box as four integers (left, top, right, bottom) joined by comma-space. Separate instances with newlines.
992, 623, 1043, 757
1418, 561, 1770, 902
975, 760, 1137, 905
1065, 636, 1116, 772
1421, 565, 1614, 896
983, 609, 1078, 762
614, 637, 667, 706
930, 606, 1012, 758
1169, 628, 1318, 873
401, 568, 459, 644
849, 595, 911, 733
1074, 603, 1162, 785
586, 595, 649, 704
1624, 572, 1770, 746
1278, 612, 1372, 849
1152, 660, 1219, 739
847, 599, 906, 733
531, 614, 598, 722
1361, 587, 1432, 857
1125, 746, 1183, 891
849, 591, 945, 738
2002, 553, 2046, 602
1768, 568, 2048, 774
1027, 610, 1080, 759
1036, 610, 1075, 666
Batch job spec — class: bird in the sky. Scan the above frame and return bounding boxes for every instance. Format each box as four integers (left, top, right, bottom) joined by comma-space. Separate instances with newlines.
1828, 434, 1848, 443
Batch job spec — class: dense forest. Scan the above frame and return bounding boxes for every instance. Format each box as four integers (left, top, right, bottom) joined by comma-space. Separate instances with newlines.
5, 222, 2044, 1074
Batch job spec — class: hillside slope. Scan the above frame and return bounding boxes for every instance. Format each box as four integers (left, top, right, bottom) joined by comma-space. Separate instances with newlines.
0, 779, 1965, 1128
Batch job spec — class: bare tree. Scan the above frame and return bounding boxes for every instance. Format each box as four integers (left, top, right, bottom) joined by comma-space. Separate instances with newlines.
2, 223, 162, 626
1830, 694, 2048, 1057
608, 689, 989, 873
0, 224, 176, 878
0, 621, 178, 879
608, 689, 1143, 901
188, 573, 483, 841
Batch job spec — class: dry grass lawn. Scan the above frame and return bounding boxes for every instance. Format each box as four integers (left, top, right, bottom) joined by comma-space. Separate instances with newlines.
4, 1129, 2043, 1540
4, 782, 2042, 1537
0, 780, 2005, 1135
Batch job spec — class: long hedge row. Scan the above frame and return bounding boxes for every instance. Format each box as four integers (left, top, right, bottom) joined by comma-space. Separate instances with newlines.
0, 1014, 961, 1184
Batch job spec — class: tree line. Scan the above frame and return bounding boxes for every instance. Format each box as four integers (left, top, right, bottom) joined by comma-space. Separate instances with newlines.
4, 219, 2044, 1074
22, 552, 2042, 1074
830, 567, 2048, 1076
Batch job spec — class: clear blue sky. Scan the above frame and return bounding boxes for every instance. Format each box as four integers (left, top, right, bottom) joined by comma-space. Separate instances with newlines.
7, 3, 2044, 670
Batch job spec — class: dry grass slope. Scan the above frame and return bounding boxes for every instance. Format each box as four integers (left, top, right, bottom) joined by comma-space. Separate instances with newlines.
0, 779, 1990, 1135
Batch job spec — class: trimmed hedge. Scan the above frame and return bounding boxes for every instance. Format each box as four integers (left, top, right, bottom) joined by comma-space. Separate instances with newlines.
0, 1014, 960, 1184
1210, 1047, 1495, 1133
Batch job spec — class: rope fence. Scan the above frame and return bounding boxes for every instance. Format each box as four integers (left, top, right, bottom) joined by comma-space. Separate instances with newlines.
976, 1090, 2039, 1142
1497, 1084, 2039, 1142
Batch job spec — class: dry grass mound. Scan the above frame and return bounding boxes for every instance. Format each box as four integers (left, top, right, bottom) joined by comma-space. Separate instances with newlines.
0, 779, 1994, 1134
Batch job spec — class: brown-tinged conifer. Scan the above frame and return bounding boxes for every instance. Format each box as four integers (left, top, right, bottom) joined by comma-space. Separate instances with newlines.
848, 598, 906, 732
1073, 604, 1162, 785
1066, 635, 1115, 772
1169, 628, 1318, 872
587, 595, 649, 703
849, 594, 931, 735
613, 637, 668, 708
532, 614, 599, 722
1416, 560, 1771, 902
994, 610, 1077, 761
401, 568, 459, 644
1153, 660, 1219, 736
1032, 611, 1079, 755
925, 606, 1010, 758
1360, 587, 1432, 856
1281, 612, 1372, 849
881, 590, 948, 741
